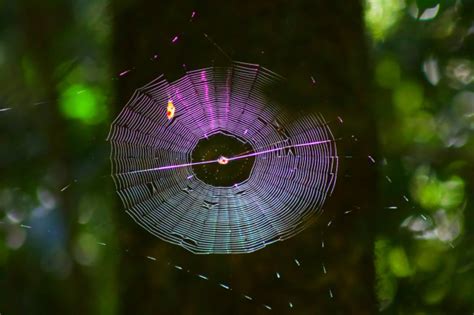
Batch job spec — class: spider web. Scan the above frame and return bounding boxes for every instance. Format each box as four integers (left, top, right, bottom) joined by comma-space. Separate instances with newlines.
107, 62, 338, 254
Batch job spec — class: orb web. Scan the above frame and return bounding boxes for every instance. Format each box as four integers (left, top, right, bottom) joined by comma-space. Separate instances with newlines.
108, 61, 338, 254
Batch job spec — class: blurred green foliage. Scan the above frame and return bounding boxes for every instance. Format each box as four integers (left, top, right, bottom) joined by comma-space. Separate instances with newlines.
371, 0, 473, 312
412, 167, 465, 211
365, 0, 405, 40
59, 84, 107, 124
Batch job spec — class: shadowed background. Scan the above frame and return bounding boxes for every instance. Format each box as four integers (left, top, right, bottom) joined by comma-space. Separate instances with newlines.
0, 0, 473, 314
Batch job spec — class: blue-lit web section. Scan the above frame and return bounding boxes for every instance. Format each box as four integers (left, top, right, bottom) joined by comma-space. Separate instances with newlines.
107, 61, 338, 254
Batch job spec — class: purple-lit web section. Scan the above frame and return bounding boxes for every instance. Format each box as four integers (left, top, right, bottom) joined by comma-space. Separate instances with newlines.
125, 139, 333, 172
107, 61, 338, 254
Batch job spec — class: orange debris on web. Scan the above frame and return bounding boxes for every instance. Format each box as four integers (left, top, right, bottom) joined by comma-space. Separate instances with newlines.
167, 100, 175, 119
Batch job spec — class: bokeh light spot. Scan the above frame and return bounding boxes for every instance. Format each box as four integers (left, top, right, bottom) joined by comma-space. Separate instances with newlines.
74, 233, 99, 266
365, 0, 405, 40
412, 167, 465, 211
375, 239, 397, 309
376, 57, 401, 88
389, 246, 413, 277
393, 81, 424, 114
59, 84, 107, 124
400, 111, 435, 143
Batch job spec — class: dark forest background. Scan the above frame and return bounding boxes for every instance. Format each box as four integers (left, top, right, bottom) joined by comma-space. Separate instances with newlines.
1, 0, 473, 314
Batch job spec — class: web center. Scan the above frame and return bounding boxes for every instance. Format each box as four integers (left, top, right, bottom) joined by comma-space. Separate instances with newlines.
191, 131, 255, 187
217, 156, 229, 165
